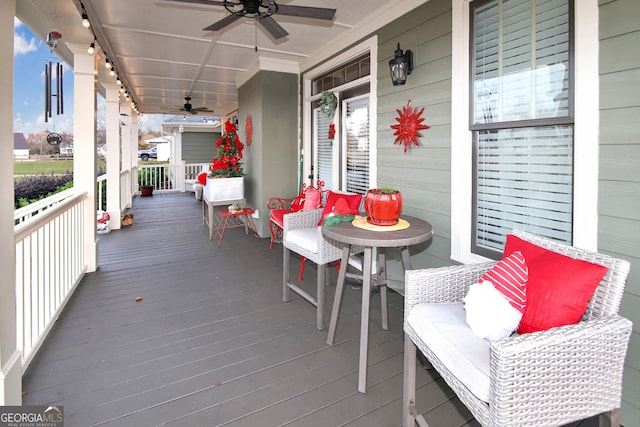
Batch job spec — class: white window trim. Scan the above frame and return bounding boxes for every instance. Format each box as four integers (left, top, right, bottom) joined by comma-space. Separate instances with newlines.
302, 36, 378, 190
451, 0, 599, 264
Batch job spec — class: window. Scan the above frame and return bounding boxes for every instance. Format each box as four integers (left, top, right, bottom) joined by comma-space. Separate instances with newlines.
470, 0, 574, 258
303, 37, 377, 194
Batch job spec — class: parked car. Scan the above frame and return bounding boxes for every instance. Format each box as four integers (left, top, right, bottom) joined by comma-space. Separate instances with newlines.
138, 146, 157, 161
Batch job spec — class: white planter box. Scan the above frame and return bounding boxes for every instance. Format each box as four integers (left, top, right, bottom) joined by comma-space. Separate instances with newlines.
204, 177, 244, 201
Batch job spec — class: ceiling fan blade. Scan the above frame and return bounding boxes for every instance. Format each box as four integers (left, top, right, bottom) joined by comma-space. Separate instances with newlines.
204, 13, 243, 31
192, 107, 213, 112
258, 15, 288, 39
164, 0, 226, 7
276, 5, 336, 21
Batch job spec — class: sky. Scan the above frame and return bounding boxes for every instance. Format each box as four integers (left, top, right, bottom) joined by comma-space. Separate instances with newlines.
13, 18, 162, 137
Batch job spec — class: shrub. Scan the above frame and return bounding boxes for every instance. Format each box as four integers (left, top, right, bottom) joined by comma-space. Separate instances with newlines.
14, 173, 73, 209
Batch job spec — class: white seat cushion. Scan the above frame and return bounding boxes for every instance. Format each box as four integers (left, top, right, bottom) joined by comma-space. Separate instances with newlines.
285, 228, 319, 253
407, 303, 491, 402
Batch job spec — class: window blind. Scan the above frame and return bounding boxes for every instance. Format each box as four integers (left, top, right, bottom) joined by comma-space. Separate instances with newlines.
344, 97, 370, 195
472, 0, 570, 124
475, 125, 573, 251
314, 108, 334, 189
471, 0, 573, 255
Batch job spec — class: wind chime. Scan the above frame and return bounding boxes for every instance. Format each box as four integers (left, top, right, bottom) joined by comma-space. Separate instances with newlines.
44, 29, 64, 126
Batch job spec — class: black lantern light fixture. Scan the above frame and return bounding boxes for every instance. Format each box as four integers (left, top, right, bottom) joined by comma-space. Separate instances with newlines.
389, 43, 413, 86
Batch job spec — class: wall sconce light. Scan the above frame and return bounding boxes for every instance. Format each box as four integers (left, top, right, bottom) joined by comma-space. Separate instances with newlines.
178, 124, 184, 133
389, 42, 413, 86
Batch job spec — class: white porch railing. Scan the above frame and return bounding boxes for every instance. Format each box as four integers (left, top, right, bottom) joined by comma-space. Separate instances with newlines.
13, 188, 77, 226
14, 190, 87, 369
138, 163, 182, 192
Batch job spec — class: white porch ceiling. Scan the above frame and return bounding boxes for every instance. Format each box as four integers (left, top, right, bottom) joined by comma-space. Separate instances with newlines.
16, 0, 411, 119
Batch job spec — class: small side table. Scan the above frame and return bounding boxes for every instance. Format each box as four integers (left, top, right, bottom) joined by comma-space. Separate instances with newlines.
215, 208, 258, 247
202, 194, 246, 240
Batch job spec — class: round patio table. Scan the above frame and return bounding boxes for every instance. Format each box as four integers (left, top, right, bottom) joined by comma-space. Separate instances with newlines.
322, 215, 433, 393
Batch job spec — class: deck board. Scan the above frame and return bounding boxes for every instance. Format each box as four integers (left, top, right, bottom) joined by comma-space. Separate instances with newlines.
22, 192, 600, 426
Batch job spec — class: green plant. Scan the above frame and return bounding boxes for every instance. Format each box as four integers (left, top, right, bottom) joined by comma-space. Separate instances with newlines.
319, 91, 337, 118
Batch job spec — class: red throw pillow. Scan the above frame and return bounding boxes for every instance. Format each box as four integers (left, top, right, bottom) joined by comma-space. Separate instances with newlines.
479, 250, 528, 314
318, 191, 362, 226
197, 172, 207, 185
503, 234, 608, 334
303, 186, 322, 211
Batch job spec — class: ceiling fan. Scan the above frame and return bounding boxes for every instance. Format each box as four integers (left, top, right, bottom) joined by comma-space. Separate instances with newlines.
166, 0, 336, 40
178, 96, 214, 115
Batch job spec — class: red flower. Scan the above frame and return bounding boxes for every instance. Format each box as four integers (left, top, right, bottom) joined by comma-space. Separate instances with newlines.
328, 123, 336, 140
225, 121, 237, 133
209, 121, 245, 177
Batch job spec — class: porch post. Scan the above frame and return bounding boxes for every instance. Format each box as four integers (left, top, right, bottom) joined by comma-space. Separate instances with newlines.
120, 105, 133, 203
102, 83, 122, 229
0, 0, 22, 405
130, 112, 139, 194
68, 43, 98, 272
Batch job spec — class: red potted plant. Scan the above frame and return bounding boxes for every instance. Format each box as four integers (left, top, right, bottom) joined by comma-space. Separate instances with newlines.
364, 188, 403, 226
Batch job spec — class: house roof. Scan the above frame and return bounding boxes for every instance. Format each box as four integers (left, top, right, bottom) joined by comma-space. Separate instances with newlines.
14, 133, 29, 150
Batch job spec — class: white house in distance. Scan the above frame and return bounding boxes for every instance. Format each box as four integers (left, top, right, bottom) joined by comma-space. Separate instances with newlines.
13, 133, 29, 160
145, 136, 170, 161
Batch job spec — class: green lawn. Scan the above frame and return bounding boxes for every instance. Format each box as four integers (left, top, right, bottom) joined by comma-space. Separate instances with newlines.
14, 160, 106, 176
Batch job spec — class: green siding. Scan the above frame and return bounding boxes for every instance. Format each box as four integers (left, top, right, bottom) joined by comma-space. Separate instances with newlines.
375, 0, 453, 270
238, 71, 298, 238
181, 131, 220, 163
599, 0, 640, 423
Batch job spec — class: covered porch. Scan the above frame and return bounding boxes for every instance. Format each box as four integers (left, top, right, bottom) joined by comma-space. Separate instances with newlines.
20, 192, 598, 426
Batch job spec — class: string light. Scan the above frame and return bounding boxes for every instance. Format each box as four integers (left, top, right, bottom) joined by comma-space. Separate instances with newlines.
80, 3, 90, 28
104, 57, 110, 68
110, 66, 115, 77
87, 42, 95, 55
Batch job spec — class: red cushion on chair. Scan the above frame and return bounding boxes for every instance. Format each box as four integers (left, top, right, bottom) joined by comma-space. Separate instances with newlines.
270, 209, 291, 228
318, 191, 362, 226
503, 234, 608, 334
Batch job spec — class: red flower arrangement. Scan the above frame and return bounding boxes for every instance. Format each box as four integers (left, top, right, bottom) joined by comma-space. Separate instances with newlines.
209, 121, 245, 177
328, 123, 336, 141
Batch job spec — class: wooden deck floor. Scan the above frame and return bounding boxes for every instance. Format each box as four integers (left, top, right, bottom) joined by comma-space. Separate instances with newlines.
22, 192, 599, 427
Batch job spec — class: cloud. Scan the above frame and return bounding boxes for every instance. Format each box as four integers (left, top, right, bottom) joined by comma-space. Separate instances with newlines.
14, 31, 39, 55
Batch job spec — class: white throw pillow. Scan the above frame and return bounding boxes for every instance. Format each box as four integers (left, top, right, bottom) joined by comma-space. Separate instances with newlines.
463, 251, 528, 341
464, 281, 523, 341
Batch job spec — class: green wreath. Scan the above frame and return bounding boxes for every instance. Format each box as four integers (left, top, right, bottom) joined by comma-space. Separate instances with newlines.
319, 91, 337, 118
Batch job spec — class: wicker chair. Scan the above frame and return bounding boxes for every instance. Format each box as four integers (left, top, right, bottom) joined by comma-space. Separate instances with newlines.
403, 229, 632, 427
282, 193, 364, 330
282, 208, 343, 330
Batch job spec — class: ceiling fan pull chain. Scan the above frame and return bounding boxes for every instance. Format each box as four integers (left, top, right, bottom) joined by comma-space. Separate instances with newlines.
254, 20, 258, 52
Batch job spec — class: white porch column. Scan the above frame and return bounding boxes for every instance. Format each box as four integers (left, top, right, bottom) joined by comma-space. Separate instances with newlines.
130, 112, 139, 193
0, 0, 22, 405
68, 43, 98, 272
120, 105, 133, 204
102, 83, 122, 229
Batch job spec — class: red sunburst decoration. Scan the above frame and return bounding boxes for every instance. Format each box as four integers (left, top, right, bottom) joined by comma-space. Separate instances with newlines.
245, 114, 253, 145
390, 100, 430, 153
